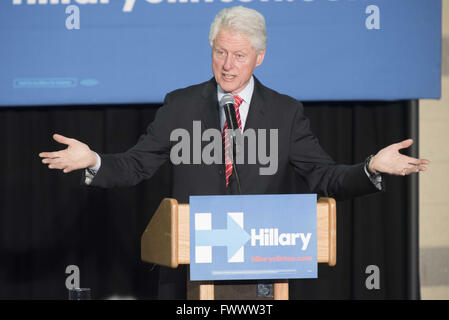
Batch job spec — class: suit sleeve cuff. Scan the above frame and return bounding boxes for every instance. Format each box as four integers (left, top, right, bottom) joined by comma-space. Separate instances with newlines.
364, 155, 383, 191
84, 152, 101, 185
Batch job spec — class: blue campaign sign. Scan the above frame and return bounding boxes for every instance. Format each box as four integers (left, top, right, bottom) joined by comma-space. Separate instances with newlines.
0, 0, 441, 106
189, 194, 317, 281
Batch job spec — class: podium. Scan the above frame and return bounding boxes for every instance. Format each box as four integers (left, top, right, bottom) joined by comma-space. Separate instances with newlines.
141, 197, 336, 300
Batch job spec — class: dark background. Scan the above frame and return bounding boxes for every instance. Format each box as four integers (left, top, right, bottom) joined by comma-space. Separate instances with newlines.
0, 101, 412, 299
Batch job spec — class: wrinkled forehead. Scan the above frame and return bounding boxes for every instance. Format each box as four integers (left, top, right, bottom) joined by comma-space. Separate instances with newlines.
212, 28, 256, 51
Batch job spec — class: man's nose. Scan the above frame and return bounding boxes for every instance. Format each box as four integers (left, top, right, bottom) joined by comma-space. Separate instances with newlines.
223, 54, 234, 70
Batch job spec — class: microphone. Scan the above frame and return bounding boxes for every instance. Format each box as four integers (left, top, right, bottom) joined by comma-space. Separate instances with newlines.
219, 94, 242, 194
220, 94, 239, 132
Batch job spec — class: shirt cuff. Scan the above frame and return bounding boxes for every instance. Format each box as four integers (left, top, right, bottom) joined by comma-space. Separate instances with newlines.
84, 152, 101, 185
364, 155, 383, 191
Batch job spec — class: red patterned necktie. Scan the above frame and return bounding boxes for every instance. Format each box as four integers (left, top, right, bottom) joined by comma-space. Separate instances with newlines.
223, 95, 243, 187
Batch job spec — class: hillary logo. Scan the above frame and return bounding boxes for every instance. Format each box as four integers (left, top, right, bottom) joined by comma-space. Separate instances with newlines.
194, 212, 250, 263
194, 211, 313, 263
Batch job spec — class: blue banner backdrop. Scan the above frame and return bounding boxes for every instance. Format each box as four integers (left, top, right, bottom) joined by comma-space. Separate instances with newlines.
0, 0, 441, 106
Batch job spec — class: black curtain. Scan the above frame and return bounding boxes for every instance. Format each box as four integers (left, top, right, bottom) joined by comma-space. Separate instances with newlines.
0, 101, 413, 299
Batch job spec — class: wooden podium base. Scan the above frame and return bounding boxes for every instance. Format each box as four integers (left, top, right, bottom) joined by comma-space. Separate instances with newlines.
187, 270, 289, 300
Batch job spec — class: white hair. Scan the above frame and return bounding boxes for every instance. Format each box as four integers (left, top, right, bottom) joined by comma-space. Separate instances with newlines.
209, 6, 267, 52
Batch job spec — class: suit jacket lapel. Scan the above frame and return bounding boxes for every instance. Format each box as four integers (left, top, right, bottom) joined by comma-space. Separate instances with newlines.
244, 77, 267, 131
236, 77, 270, 192
199, 78, 221, 131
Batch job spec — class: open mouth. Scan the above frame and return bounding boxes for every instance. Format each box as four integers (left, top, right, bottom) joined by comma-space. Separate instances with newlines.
223, 73, 236, 80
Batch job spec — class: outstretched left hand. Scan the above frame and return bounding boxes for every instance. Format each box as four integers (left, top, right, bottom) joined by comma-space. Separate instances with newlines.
368, 139, 430, 176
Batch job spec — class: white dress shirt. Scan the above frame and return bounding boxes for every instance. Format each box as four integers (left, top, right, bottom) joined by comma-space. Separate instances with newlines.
217, 76, 254, 131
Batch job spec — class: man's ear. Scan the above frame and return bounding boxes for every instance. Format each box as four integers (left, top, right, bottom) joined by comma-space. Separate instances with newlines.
255, 49, 266, 67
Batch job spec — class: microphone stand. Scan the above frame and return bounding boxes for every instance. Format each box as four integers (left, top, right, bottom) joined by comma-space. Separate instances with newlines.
224, 102, 271, 297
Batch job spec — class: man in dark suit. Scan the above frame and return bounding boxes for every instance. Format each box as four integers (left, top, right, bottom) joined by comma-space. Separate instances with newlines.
40, 6, 429, 298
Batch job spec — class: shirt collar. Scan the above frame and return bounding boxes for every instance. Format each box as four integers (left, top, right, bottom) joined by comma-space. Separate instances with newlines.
217, 76, 254, 106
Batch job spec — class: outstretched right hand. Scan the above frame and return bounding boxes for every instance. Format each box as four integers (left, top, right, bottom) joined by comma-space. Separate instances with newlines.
39, 134, 98, 173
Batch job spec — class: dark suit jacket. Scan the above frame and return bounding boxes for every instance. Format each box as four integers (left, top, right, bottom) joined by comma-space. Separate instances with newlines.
87, 77, 379, 298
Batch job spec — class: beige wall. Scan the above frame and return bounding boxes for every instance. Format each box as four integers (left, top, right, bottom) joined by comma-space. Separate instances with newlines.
419, 0, 449, 300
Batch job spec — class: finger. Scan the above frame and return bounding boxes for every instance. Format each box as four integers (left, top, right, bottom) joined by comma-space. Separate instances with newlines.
40, 151, 63, 159
42, 158, 57, 164
403, 164, 427, 175
39, 152, 56, 158
396, 139, 414, 150
407, 167, 426, 175
48, 162, 66, 170
418, 159, 430, 165
53, 133, 74, 146
42, 157, 67, 166
48, 164, 64, 170
404, 156, 418, 165
48, 158, 70, 169
406, 157, 430, 166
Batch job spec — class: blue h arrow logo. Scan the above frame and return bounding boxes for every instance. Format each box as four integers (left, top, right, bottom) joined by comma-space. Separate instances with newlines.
195, 212, 251, 263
